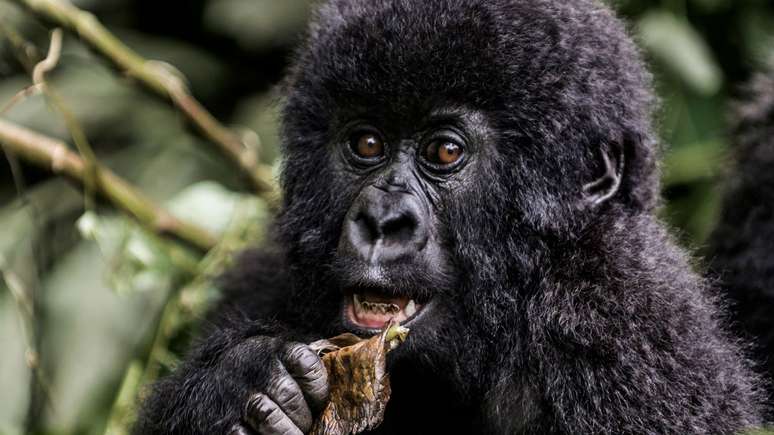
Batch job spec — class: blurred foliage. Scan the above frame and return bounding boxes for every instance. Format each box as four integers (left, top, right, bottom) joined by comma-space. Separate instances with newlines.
0, 0, 772, 433
612, 0, 774, 246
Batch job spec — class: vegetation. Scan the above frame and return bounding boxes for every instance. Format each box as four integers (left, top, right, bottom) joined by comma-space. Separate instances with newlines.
0, 0, 771, 433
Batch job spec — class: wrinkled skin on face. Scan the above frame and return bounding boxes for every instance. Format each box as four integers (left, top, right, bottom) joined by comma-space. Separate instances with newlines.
134, 1, 764, 434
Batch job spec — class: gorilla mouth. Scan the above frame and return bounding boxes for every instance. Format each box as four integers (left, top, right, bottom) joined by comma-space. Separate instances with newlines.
345, 290, 428, 330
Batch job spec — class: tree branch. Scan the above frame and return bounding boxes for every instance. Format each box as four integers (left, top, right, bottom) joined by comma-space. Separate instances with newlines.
10, 0, 277, 196
32, 28, 101, 210
0, 118, 218, 252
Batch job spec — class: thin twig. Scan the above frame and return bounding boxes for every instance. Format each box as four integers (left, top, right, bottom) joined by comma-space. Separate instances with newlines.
0, 118, 218, 252
0, 255, 54, 425
0, 85, 42, 116
31, 27, 62, 85
10, 0, 277, 196
33, 28, 100, 209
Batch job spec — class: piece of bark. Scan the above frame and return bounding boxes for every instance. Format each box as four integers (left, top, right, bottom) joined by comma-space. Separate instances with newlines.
308, 322, 409, 435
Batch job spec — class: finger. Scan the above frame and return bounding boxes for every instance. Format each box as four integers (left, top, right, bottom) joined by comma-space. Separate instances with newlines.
282, 343, 329, 409
265, 368, 313, 432
245, 393, 303, 435
228, 423, 256, 435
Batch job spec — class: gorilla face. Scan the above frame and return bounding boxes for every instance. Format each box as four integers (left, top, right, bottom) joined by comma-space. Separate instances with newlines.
332, 108, 494, 336
279, 0, 655, 353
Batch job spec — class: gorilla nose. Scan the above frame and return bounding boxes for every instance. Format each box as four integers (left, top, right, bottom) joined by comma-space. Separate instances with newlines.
342, 189, 429, 264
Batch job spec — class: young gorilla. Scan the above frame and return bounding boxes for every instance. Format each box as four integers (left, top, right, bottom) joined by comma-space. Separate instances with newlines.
710, 72, 774, 401
136, 0, 765, 433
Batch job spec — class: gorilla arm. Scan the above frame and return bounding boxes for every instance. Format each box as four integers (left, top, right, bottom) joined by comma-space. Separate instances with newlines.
134, 250, 329, 435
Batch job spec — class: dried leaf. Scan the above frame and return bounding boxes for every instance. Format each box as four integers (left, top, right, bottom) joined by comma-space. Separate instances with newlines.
308, 322, 409, 435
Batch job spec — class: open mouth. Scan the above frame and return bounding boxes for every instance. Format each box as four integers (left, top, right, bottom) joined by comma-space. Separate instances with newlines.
345, 290, 429, 330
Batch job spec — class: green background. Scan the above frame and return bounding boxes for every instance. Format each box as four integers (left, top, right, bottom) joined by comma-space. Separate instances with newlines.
0, 0, 772, 433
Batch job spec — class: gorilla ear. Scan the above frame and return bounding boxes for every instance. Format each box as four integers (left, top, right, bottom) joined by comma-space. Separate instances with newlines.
582, 142, 624, 207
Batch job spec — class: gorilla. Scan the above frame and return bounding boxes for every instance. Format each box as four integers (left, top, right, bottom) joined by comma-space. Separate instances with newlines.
710, 72, 774, 403
135, 0, 766, 433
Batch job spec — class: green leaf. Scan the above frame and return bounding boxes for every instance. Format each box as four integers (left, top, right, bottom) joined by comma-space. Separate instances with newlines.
638, 11, 723, 95
166, 181, 244, 236
662, 141, 725, 186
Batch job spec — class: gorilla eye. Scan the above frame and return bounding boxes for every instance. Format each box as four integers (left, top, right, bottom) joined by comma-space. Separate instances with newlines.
351, 133, 385, 159
423, 140, 464, 166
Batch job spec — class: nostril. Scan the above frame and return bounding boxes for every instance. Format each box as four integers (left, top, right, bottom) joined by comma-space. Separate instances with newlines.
354, 212, 416, 245
380, 215, 417, 245
354, 213, 379, 243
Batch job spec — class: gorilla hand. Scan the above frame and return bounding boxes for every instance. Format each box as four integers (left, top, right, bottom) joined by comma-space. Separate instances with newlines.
228, 338, 329, 435
134, 324, 330, 435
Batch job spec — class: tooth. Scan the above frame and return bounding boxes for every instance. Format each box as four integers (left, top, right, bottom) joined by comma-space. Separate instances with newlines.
353, 295, 363, 316
405, 300, 416, 317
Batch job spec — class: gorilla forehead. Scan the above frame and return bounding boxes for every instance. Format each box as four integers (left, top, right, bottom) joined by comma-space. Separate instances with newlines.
305, 0, 502, 111
288, 0, 653, 131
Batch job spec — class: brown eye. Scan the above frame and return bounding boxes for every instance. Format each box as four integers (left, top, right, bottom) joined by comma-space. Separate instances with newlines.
353, 133, 385, 159
425, 140, 464, 165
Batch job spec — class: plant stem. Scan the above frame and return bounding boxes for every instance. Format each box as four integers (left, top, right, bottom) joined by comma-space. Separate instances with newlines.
10, 0, 277, 196
384, 324, 409, 343
0, 118, 217, 252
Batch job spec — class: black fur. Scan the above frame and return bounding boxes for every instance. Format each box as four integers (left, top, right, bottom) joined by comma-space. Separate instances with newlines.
135, 0, 765, 433
710, 72, 774, 403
